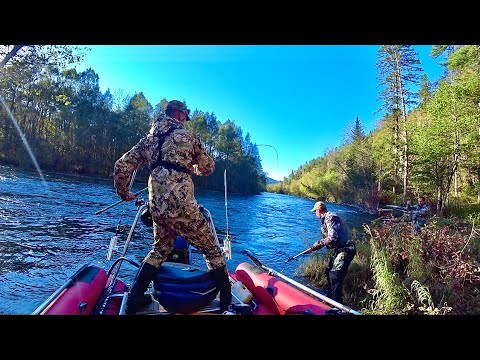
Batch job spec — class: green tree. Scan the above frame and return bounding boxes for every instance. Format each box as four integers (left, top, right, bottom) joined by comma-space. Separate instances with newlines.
152, 98, 168, 120
376, 45, 423, 205
352, 115, 365, 141
409, 74, 479, 214
418, 74, 434, 110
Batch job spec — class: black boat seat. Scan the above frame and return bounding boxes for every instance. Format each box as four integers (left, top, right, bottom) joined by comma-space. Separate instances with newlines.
153, 262, 218, 313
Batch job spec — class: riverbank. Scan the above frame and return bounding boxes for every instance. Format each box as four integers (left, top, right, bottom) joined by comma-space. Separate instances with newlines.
300, 216, 480, 315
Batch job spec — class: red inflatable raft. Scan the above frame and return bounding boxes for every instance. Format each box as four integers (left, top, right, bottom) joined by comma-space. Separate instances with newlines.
234, 262, 333, 315
39, 265, 114, 315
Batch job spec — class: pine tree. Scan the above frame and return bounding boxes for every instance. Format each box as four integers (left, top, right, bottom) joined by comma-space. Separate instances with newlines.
376, 45, 423, 205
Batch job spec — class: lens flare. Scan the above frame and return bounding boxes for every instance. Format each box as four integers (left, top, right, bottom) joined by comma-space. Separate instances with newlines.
0, 94, 48, 188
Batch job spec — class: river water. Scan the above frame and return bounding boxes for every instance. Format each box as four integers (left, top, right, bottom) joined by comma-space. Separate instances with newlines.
0, 165, 376, 314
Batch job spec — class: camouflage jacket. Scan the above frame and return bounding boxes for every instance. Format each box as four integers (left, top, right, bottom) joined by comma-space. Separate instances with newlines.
318, 211, 350, 249
410, 202, 430, 221
113, 115, 215, 200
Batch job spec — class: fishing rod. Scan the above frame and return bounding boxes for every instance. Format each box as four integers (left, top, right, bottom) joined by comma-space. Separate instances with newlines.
97, 170, 147, 313
223, 169, 232, 260
105, 169, 143, 260
98, 200, 149, 314
380, 204, 410, 213
379, 208, 409, 213
95, 186, 148, 215
105, 170, 139, 260
245, 250, 362, 315
285, 247, 314, 263
257, 144, 279, 167
224, 169, 229, 237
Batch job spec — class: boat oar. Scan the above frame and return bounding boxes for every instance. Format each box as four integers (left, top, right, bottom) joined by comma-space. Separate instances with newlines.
95, 187, 148, 215
285, 247, 314, 263
245, 250, 362, 315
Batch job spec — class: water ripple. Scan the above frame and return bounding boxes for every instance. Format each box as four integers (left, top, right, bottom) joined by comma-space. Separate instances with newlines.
0, 165, 376, 314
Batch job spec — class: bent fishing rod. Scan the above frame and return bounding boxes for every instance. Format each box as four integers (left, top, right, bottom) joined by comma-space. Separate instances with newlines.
256, 144, 279, 167
245, 250, 362, 315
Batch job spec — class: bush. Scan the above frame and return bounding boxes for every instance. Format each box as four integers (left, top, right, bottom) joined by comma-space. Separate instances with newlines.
299, 218, 480, 314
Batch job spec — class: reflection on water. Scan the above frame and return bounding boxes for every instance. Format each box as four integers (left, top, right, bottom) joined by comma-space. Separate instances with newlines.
0, 165, 376, 314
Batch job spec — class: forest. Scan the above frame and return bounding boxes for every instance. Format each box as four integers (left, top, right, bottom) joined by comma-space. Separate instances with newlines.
268, 45, 480, 221
0, 45, 267, 194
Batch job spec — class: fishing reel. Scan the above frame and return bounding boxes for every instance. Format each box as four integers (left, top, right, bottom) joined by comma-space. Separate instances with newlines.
141, 206, 153, 227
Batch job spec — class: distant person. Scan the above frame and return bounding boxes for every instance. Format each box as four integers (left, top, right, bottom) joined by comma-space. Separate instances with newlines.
407, 195, 431, 234
306, 201, 356, 305
113, 99, 232, 314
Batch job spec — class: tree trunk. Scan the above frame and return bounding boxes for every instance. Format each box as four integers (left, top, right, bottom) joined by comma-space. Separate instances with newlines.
393, 115, 399, 195
454, 170, 458, 196
377, 162, 382, 193
477, 170, 480, 203
436, 189, 442, 216
395, 55, 409, 207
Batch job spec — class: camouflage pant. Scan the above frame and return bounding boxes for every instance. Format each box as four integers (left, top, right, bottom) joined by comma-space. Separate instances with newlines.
143, 201, 226, 271
325, 243, 356, 304
412, 218, 427, 234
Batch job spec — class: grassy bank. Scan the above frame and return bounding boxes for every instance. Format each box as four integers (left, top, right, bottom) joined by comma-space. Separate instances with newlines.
298, 216, 480, 315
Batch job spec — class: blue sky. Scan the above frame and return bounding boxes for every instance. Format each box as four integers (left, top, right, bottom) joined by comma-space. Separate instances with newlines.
75, 45, 446, 181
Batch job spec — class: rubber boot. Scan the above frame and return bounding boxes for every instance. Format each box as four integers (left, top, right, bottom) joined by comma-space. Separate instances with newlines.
210, 265, 232, 313
227, 303, 253, 315
125, 262, 158, 315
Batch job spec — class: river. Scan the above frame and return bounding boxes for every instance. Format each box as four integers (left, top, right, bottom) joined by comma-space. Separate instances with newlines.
0, 165, 376, 314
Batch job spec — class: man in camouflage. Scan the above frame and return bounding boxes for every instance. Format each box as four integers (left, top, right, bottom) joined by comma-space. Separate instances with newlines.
306, 201, 356, 304
113, 99, 231, 314
406, 195, 430, 234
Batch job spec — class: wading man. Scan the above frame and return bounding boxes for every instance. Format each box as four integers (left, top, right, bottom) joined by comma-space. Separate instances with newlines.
307, 201, 356, 305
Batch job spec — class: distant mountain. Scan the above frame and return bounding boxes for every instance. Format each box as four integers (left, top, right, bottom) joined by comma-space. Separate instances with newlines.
266, 177, 281, 184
